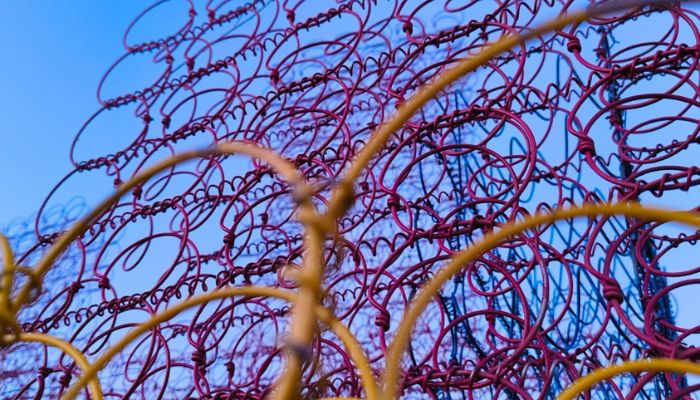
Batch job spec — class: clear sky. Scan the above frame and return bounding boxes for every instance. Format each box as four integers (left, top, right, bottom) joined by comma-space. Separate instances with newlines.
0, 1, 146, 222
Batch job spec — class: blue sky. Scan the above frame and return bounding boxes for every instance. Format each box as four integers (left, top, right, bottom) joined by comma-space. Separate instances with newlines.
0, 1, 153, 222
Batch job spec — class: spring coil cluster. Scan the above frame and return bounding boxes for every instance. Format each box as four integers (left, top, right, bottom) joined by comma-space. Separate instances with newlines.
1, 0, 700, 399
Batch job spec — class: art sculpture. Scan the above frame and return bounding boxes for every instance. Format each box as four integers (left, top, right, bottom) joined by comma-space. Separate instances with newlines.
1, 0, 700, 398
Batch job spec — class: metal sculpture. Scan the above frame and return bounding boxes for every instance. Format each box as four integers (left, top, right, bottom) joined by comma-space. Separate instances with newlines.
1, 0, 700, 399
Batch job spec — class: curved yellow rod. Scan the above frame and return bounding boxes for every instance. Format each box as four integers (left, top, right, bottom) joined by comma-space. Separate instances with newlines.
5, 142, 320, 400
1, 140, 344, 400
325, 0, 694, 218
271, 220, 328, 400
382, 203, 700, 399
316, 306, 379, 400
557, 359, 700, 400
64, 286, 379, 400
0, 233, 22, 346
13, 142, 310, 312
324, 8, 595, 219
14, 332, 104, 400
7, 141, 323, 400
0, 233, 16, 310
62, 286, 294, 399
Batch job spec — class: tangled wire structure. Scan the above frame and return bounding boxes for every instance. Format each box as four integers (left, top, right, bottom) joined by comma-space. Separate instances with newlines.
1, 0, 700, 399
0, 200, 106, 383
